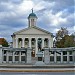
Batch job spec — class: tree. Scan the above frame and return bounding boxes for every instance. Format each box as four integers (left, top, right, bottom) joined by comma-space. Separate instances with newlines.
2, 40, 9, 47
56, 35, 75, 48
55, 27, 75, 48
56, 27, 68, 41
64, 35, 75, 47
0, 38, 9, 47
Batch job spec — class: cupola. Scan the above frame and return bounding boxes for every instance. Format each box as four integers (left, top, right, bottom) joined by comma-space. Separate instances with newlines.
28, 9, 37, 27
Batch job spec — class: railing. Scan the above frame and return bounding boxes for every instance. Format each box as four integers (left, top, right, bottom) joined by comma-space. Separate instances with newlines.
2, 47, 27, 63
44, 47, 75, 64
0, 46, 75, 64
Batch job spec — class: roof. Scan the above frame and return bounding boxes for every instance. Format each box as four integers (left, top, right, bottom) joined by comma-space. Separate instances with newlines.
28, 13, 37, 19
0, 38, 5, 45
28, 9, 37, 19
13, 26, 54, 37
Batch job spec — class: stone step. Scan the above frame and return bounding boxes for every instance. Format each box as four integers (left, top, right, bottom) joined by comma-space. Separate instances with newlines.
31, 57, 38, 63
34, 61, 45, 66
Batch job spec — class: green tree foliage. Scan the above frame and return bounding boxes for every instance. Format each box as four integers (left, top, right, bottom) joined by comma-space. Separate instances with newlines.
56, 27, 68, 41
55, 27, 75, 48
56, 35, 75, 48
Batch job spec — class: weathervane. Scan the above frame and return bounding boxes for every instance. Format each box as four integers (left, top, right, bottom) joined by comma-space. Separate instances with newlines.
32, 8, 33, 13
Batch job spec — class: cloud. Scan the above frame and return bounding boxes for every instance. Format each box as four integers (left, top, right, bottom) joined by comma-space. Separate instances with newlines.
38, 10, 68, 27
33, 1, 55, 12
0, 0, 74, 42
14, 0, 33, 15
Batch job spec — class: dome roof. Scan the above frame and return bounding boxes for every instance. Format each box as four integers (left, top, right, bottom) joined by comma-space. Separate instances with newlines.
28, 9, 37, 19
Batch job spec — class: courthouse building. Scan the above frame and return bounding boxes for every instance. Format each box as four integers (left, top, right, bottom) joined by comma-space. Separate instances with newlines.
0, 10, 75, 64
11, 10, 54, 57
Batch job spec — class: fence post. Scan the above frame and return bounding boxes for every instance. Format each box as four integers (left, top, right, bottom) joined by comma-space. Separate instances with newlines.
26, 47, 32, 63
44, 47, 50, 64
73, 50, 75, 63
0, 45, 2, 63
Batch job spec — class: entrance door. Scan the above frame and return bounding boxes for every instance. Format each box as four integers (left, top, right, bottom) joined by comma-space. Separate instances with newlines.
31, 50, 35, 57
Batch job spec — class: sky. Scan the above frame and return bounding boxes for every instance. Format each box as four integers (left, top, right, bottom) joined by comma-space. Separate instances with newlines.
0, 0, 74, 42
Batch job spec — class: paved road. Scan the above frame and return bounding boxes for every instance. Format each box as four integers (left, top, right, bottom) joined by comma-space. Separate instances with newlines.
0, 72, 74, 75
0, 67, 74, 70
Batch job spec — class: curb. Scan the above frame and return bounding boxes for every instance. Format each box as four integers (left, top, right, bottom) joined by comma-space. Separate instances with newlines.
0, 70, 75, 72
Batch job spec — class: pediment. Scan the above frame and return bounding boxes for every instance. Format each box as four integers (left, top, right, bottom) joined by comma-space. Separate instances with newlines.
14, 27, 52, 35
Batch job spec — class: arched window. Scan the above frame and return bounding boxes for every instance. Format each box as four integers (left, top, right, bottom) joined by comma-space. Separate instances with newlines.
31, 19, 34, 26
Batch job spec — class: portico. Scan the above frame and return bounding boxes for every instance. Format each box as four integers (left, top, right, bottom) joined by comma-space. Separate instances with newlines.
14, 37, 52, 57
15, 38, 50, 48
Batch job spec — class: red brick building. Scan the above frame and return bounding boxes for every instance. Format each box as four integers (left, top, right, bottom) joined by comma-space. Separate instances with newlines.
0, 38, 5, 45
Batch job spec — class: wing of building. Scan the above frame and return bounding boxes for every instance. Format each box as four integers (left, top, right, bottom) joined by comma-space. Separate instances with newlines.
11, 9, 54, 57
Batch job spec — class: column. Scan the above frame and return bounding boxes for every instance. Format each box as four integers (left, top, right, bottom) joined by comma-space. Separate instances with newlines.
54, 51, 56, 63
2, 50, 4, 63
61, 51, 63, 63
6, 51, 9, 63
19, 51, 21, 62
67, 51, 69, 63
73, 51, 75, 63
44, 47, 50, 64
0, 45, 2, 63
13, 38, 15, 48
35, 38, 38, 55
42, 38, 44, 48
16, 38, 18, 48
22, 38, 25, 47
29, 38, 31, 48
26, 47, 32, 63
12, 51, 15, 63
48, 38, 50, 48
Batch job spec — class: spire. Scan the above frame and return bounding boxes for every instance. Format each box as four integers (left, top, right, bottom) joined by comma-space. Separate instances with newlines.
32, 8, 33, 13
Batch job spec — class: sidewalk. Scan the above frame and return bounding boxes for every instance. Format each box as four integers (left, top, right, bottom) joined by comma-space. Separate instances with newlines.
0, 63, 75, 72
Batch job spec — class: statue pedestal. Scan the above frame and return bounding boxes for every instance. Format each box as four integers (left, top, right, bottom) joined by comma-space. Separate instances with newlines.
34, 51, 45, 66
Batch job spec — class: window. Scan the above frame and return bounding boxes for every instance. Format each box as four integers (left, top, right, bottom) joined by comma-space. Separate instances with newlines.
31, 19, 34, 22
69, 56, 73, 61
9, 56, 12, 61
63, 56, 67, 61
15, 56, 19, 61
57, 56, 61, 61
21, 56, 25, 61
69, 51, 73, 62
4, 56, 6, 61
69, 51, 72, 55
50, 56, 54, 61
63, 51, 67, 62
31, 19, 34, 26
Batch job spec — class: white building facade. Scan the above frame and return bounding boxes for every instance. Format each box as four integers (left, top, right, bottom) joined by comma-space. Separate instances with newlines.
11, 10, 54, 57
0, 10, 75, 64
